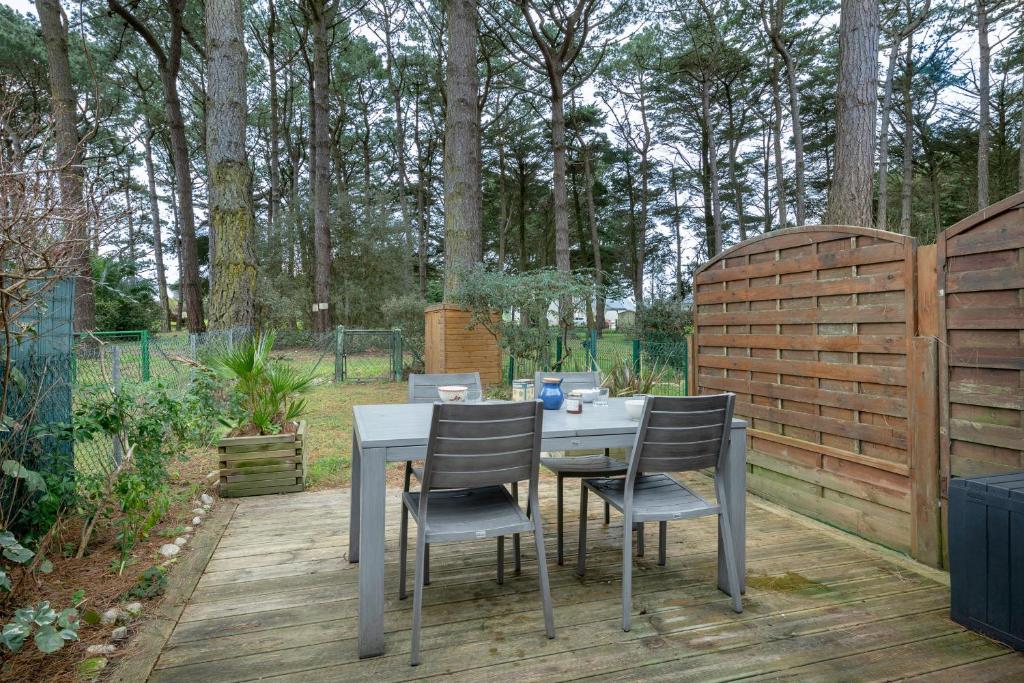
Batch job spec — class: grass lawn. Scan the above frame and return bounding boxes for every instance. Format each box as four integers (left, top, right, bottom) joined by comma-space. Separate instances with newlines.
301, 380, 408, 489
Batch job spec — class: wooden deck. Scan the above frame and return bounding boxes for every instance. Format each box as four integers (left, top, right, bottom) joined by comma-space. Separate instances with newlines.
149, 476, 1024, 682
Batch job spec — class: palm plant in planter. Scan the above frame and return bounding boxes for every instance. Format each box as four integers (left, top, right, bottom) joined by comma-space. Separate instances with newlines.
214, 332, 315, 497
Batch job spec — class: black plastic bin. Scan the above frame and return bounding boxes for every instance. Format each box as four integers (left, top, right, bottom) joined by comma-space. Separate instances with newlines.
948, 472, 1024, 651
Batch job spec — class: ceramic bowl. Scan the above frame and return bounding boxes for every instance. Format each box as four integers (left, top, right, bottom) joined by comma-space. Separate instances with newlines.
577, 388, 600, 403
625, 398, 646, 420
437, 385, 468, 403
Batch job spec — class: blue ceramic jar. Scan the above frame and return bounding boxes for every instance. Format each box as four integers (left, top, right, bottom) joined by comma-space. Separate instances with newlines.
538, 377, 565, 410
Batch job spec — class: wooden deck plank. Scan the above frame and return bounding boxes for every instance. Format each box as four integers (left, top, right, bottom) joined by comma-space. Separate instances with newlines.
148, 477, 1021, 683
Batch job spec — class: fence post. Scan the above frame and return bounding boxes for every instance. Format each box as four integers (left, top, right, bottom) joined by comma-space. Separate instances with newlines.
392, 328, 403, 381
140, 330, 150, 381
507, 356, 515, 385
189, 334, 197, 383
588, 328, 598, 371
632, 338, 641, 374
686, 335, 695, 396
111, 346, 123, 467
909, 336, 942, 568
555, 335, 563, 370
334, 325, 345, 382
227, 328, 234, 351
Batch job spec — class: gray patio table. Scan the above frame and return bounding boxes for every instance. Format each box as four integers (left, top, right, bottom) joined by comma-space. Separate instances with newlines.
347, 397, 747, 658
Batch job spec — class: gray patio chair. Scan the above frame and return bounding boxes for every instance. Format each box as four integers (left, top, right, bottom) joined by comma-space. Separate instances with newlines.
400, 400, 555, 666
532, 371, 642, 565
403, 373, 511, 586
576, 393, 742, 631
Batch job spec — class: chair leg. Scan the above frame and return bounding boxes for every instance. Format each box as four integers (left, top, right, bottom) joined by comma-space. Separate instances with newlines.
410, 526, 427, 666
622, 514, 633, 632
576, 485, 589, 576
497, 536, 505, 585
399, 500, 409, 600
636, 523, 645, 557
604, 501, 610, 525
511, 482, 521, 575
556, 475, 564, 565
424, 544, 430, 585
717, 479, 743, 614
531, 495, 556, 639
658, 521, 667, 566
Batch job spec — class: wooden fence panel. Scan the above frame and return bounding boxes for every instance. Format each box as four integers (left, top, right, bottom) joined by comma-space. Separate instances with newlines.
937, 192, 1024, 491
693, 226, 918, 554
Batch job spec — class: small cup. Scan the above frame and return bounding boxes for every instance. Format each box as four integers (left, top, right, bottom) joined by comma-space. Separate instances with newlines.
465, 388, 483, 404
594, 388, 610, 406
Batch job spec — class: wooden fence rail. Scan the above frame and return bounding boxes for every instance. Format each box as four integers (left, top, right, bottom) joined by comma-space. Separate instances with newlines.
690, 203, 1024, 569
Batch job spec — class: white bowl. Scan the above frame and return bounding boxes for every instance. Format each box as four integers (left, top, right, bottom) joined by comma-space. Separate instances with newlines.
625, 398, 646, 420
577, 388, 600, 403
437, 385, 468, 403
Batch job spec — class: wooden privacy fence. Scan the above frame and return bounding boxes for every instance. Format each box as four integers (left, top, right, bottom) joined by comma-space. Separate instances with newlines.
691, 203, 1024, 568
937, 193, 1024, 512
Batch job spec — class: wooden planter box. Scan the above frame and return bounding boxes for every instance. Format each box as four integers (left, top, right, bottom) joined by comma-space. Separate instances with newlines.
218, 421, 306, 497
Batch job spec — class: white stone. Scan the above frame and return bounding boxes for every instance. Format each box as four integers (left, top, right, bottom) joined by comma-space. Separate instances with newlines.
200, 493, 214, 506
124, 602, 143, 618
206, 470, 218, 480
159, 543, 181, 558
192, 507, 205, 516
192, 516, 202, 526
174, 537, 187, 546
111, 626, 128, 641
183, 526, 194, 532
99, 608, 120, 626
86, 644, 116, 655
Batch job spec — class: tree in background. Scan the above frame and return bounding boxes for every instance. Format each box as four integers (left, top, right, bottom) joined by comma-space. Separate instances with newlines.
442, 0, 483, 300
34, 0, 94, 331
206, 0, 257, 329
826, 0, 880, 226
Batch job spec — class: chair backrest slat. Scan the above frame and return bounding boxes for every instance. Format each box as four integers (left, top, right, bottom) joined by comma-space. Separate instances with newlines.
628, 394, 735, 475
423, 401, 542, 490
408, 372, 482, 403
533, 371, 601, 397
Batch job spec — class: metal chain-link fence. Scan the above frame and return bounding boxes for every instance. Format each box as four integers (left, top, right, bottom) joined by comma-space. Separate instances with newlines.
503, 330, 689, 396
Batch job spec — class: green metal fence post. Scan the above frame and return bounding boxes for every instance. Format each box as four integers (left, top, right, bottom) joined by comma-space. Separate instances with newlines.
632, 338, 641, 374
140, 330, 150, 381
589, 328, 598, 371
507, 356, 515, 385
682, 335, 689, 396
555, 335, 563, 370
392, 328, 402, 381
334, 325, 345, 382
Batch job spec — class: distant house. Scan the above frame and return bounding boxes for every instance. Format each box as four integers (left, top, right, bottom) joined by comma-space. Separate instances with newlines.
605, 299, 635, 330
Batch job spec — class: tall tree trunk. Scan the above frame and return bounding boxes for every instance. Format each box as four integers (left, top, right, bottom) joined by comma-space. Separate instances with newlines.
308, 0, 334, 332
876, 38, 899, 230
976, 0, 990, 209
36, 0, 94, 331
583, 143, 604, 332
143, 127, 171, 332
670, 166, 684, 297
624, 154, 642, 303
206, 0, 257, 329
518, 155, 528, 271
899, 29, 914, 236
702, 78, 723, 255
769, 39, 805, 225
109, 0, 206, 331
266, 0, 282, 273
769, 54, 787, 229
550, 90, 571, 273
497, 141, 508, 269
1019, 104, 1024, 191
442, 0, 482, 299
825, 0, 880, 227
